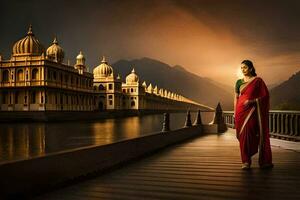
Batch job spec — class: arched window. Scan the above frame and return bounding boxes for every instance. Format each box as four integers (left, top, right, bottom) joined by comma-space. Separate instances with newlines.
31, 68, 39, 80
2, 70, 9, 82
17, 69, 24, 81
99, 84, 105, 90
31, 91, 36, 103
131, 101, 135, 107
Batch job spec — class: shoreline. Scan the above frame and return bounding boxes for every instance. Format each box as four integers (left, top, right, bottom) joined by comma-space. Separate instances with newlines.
0, 109, 212, 122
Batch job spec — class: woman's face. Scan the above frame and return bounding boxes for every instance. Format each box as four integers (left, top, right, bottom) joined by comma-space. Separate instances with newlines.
240, 64, 251, 76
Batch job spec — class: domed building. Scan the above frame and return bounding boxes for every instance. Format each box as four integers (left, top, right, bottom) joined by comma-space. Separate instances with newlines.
46, 37, 64, 63
0, 25, 96, 112
12, 25, 44, 57
74, 51, 86, 75
93, 56, 114, 80
93, 56, 122, 110
121, 68, 146, 109
0, 25, 206, 117
125, 68, 139, 85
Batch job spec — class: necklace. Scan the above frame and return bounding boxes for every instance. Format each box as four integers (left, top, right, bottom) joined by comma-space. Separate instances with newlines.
243, 76, 254, 83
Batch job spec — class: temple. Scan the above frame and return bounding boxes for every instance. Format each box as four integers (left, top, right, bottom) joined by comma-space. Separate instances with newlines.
0, 26, 205, 112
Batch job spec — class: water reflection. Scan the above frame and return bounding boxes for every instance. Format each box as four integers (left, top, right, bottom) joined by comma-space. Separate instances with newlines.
0, 112, 214, 163
0, 124, 46, 162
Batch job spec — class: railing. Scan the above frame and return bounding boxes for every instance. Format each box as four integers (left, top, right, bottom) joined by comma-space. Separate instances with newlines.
223, 110, 300, 141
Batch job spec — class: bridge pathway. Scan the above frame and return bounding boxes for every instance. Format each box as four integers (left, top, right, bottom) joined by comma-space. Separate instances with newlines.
36, 129, 300, 200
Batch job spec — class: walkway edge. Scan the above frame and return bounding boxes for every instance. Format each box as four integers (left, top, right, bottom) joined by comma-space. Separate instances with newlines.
0, 125, 202, 199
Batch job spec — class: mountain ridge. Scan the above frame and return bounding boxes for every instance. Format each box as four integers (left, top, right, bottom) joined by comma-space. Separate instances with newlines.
112, 57, 233, 110
270, 71, 300, 110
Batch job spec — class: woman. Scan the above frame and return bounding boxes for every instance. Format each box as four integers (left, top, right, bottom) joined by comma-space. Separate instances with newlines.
234, 60, 273, 170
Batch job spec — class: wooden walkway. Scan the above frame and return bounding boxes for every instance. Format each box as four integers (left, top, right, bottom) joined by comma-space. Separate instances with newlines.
36, 130, 300, 200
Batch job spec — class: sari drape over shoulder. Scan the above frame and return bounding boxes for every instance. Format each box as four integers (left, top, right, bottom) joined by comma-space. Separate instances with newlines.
235, 77, 272, 165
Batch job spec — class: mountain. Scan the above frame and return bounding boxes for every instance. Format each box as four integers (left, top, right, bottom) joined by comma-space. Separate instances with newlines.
270, 71, 300, 110
111, 57, 233, 110
267, 83, 280, 90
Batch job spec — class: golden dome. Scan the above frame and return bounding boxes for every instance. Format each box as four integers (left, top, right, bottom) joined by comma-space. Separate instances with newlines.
46, 37, 64, 63
126, 68, 139, 84
75, 51, 85, 66
12, 25, 44, 56
76, 51, 85, 60
93, 56, 113, 78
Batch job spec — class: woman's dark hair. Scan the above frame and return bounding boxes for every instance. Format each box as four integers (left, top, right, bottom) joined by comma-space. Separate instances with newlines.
241, 60, 257, 76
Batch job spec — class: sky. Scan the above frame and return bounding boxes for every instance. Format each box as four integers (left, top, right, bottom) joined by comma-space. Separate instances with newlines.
1, 0, 300, 86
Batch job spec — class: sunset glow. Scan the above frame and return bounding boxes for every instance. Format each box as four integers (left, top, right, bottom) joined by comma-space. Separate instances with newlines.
0, 0, 299, 86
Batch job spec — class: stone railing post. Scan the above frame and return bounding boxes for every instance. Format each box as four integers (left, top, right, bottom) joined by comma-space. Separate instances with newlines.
212, 103, 224, 124
290, 114, 294, 135
277, 113, 281, 134
212, 102, 227, 133
295, 114, 299, 136
272, 114, 276, 133
184, 110, 192, 127
285, 114, 289, 135
193, 110, 202, 126
162, 113, 170, 132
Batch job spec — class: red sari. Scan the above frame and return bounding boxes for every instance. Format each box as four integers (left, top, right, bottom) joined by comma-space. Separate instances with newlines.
235, 77, 272, 166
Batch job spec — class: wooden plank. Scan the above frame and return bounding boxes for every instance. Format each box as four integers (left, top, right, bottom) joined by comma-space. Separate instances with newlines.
36, 130, 300, 200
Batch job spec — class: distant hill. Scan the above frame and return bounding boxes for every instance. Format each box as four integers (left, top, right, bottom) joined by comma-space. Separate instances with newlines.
270, 71, 300, 110
267, 83, 280, 90
111, 57, 233, 110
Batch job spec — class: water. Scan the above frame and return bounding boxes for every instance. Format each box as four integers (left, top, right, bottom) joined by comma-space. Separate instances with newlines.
0, 112, 214, 163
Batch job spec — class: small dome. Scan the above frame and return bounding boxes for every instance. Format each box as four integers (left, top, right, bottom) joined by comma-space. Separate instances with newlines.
46, 37, 64, 63
126, 68, 139, 84
93, 56, 113, 78
76, 51, 85, 60
12, 25, 44, 56
76, 51, 85, 66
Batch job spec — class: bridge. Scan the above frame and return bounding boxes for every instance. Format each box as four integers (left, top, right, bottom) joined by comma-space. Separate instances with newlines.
0, 107, 299, 199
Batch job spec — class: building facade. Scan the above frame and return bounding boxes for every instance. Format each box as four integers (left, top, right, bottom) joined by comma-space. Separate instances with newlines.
0, 26, 95, 111
0, 26, 206, 112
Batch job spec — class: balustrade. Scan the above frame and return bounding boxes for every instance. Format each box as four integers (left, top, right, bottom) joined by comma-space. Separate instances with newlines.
223, 110, 300, 141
